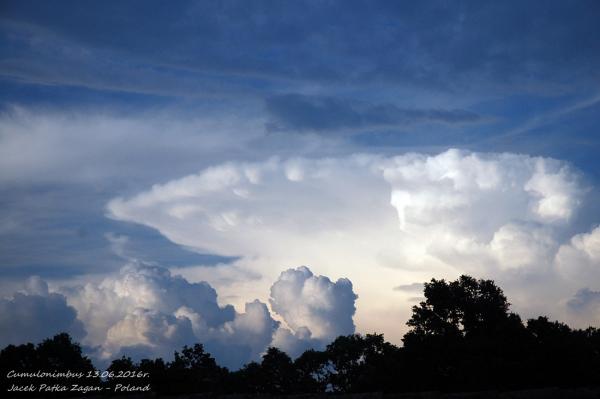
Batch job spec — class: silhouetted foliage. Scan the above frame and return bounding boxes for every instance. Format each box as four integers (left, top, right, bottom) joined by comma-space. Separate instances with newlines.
229, 348, 296, 394
326, 333, 402, 392
402, 275, 532, 391
230, 361, 263, 393
137, 357, 167, 392
0, 333, 97, 396
105, 356, 147, 395
165, 343, 227, 394
3, 275, 600, 396
260, 347, 295, 393
293, 348, 329, 393
406, 275, 512, 338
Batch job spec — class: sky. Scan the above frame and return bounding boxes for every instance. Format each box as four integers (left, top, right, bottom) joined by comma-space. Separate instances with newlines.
1, 0, 600, 369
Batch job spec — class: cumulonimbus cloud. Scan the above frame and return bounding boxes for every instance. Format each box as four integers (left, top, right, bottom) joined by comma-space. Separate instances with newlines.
2, 149, 598, 365
106, 149, 598, 338
269, 266, 357, 343
49, 262, 356, 369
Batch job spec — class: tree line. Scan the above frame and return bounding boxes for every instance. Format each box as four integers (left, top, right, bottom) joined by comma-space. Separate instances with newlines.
2, 275, 600, 396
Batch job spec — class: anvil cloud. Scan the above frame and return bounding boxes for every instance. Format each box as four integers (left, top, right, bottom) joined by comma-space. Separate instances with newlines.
106, 150, 597, 343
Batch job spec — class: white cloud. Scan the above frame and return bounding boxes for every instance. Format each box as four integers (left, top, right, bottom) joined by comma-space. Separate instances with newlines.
489, 223, 557, 271
203, 300, 280, 368
104, 308, 196, 361
270, 326, 321, 359
381, 150, 582, 235
54, 261, 354, 369
106, 149, 596, 341
556, 225, 600, 284
0, 106, 264, 185
63, 262, 233, 346
266, 266, 358, 358
269, 266, 357, 342
63, 262, 275, 368
524, 159, 584, 221
0, 106, 348, 186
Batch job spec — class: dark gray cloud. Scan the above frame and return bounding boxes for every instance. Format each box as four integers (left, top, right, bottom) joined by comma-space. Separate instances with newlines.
266, 94, 482, 132
0, 185, 234, 280
0, 278, 85, 347
567, 288, 600, 312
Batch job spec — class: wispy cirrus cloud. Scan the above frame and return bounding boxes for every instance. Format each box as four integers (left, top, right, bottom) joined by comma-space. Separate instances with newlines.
3, 1, 600, 96
265, 94, 483, 133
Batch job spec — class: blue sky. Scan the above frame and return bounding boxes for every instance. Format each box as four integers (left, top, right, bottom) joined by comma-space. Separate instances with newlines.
1, 1, 600, 366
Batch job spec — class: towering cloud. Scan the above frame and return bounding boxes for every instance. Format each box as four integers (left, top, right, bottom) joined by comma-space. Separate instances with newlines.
379, 150, 585, 276
268, 266, 358, 357
270, 266, 357, 342
61, 262, 282, 369
23, 262, 354, 369
106, 149, 596, 339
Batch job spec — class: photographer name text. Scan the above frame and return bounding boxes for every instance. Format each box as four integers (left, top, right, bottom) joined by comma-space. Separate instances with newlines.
7, 383, 150, 394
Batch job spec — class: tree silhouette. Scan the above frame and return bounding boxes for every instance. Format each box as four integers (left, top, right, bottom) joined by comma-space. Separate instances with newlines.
0, 333, 97, 397
325, 333, 402, 392
293, 349, 329, 393
325, 334, 365, 392
34, 333, 95, 372
138, 358, 168, 393
403, 276, 534, 390
405, 275, 512, 338
167, 343, 226, 394
230, 347, 297, 393
259, 347, 295, 393
230, 361, 263, 393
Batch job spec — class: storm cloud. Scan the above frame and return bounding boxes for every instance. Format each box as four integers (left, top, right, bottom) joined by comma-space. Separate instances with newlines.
106, 149, 597, 340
